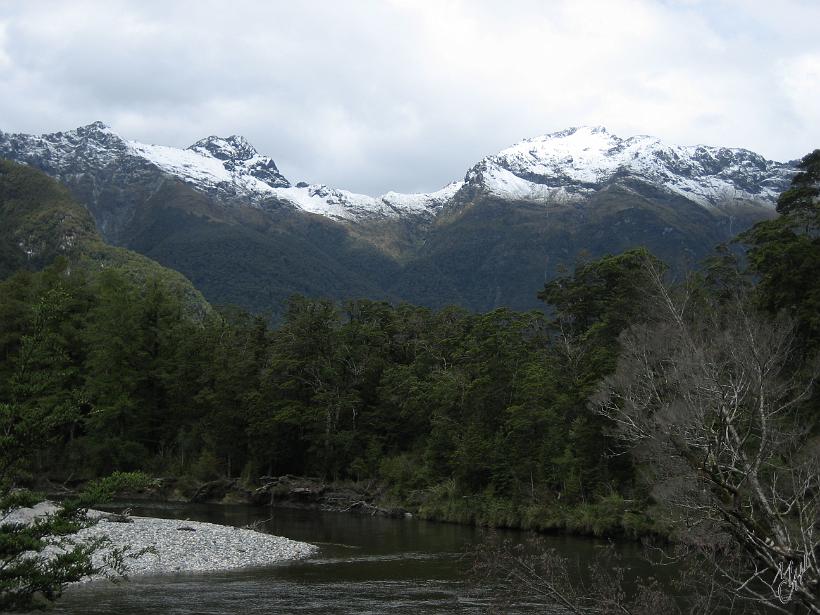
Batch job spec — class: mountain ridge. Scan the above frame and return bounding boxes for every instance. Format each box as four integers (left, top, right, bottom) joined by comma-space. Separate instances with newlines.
0, 122, 795, 223
0, 122, 461, 223
0, 122, 793, 317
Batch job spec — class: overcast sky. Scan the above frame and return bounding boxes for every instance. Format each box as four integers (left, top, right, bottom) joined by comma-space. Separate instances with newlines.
1, 0, 818, 195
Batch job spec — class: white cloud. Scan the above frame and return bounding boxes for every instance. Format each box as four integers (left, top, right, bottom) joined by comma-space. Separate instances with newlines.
0, 0, 818, 193
0, 23, 11, 70
780, 53, 820, 131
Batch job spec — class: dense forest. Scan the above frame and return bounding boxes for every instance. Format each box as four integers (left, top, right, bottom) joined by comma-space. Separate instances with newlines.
2, 150, 818, 536
1, 253, 645, 532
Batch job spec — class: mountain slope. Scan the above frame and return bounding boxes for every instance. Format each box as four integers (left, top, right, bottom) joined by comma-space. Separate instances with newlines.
0, 159, 99, 278
0, 159, 210, 316
0, 123, 794, 316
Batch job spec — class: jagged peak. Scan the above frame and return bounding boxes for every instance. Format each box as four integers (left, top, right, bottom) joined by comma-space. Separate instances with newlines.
547, 125, 609, 138
496, 125, 624, 160
517, 125, 611, 144
187, 134, 260, 161
85, 120, 111, 131
2, 121, 126, 152
71, 121, 120, 138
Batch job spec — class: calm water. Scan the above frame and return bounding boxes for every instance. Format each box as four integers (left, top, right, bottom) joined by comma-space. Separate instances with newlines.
53, 502, 615, 614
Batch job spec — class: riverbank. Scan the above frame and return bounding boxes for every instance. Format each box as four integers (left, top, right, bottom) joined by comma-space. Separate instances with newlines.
7, 502, 317, 579
103, 475, 659, 539
43, 473, 661, 540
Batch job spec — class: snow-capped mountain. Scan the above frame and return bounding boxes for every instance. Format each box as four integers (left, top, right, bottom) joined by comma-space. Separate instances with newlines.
0, 121, 129, 176
0, 122, 459, 222
132, 134, 291, 196
466, 126, 794, 207
0, 121, 803, 318
0, 122, 794, 224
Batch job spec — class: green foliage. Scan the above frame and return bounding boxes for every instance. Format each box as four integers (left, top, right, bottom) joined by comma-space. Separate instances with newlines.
0, 158, 210, 319
1, 471, 150, 611
10, 196, 783, 541
15, 151, 815, 541
741, 149, 820, 354
775, 149, 820, 217
0, 255, 646, 535
3, 146, 818, 609
74, 472, 152, 509
534, 249, 658, 498
0, 160, 97, 278
539, 247, 660, 345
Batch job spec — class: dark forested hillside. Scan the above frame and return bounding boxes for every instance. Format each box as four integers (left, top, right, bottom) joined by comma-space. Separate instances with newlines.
0, 159, 99, 278
0, 160, 209, 316
43, 178, 779, 318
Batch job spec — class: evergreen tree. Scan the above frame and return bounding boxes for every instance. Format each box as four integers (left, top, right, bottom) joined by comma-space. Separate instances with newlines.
742, 150, 820, 353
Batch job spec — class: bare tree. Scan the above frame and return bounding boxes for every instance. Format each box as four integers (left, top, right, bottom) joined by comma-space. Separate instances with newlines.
594, 258, 820, 613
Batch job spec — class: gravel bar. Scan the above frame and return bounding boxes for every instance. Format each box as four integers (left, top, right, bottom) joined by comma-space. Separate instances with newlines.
6, 503, 318, 579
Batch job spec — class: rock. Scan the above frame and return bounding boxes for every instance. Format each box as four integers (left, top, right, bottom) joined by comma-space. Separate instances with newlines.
190, 478, 238, 503
79, 515, 316, 578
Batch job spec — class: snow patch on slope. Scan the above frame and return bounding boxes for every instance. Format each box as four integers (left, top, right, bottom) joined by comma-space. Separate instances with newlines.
382, 181, 463, 212
128, 141, 282, 196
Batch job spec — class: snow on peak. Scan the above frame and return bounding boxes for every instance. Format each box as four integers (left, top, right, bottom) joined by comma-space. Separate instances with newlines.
120, 131, 458, 221
270, 180, 463, 222
188, 135, 259, 161
0, 121, 129, 175
59, 121, 124, 147
469, 127, 795, 207
130, 133, 290, 194
0, 122, 795, 222
71, 120, 118, 136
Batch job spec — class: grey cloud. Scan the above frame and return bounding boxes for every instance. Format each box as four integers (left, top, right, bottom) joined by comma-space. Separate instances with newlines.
1, 0, 818, 195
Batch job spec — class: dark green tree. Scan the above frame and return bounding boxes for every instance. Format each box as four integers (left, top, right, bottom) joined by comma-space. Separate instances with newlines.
775, 149, 820, 218
536, 248, 659, 499
742, 149, 820, 353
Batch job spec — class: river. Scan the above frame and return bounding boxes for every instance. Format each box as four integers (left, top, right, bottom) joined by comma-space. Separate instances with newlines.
53, 502, 621, 614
